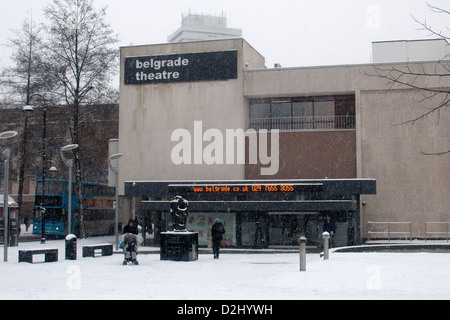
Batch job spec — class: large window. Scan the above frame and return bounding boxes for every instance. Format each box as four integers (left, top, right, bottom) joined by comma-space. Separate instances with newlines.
249, 95, 355, 131
249, 100, 270, 118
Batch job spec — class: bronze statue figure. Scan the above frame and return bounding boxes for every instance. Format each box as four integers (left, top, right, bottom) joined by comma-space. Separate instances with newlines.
170, 196, 189, 231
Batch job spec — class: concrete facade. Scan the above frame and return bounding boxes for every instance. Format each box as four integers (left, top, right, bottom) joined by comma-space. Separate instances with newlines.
244, 63, 449, 239
118, 38, 449, 242
119, 39, 265, 187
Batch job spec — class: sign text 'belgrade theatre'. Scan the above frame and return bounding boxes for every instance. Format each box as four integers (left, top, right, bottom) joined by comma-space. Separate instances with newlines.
124, 50, 238, 85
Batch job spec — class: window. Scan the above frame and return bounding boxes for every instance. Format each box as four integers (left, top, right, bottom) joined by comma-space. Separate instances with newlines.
336, 97, 356, 129
271, 100, 291, 118
249, 95, 355, 131
314, 100, 334, 117
249, 99, 270, 119
293, 101, 313, 117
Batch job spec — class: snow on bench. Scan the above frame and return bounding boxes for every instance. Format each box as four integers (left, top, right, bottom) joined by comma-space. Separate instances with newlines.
82, 244, 113, 258
19, 249, 58, 263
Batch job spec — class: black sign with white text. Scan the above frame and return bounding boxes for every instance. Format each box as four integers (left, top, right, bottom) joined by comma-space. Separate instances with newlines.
124, 50, 238, 85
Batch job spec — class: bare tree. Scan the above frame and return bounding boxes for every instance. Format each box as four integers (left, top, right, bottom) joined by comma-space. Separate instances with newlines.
0, 14, 54, 219
1, 14, 58, 107
364, 2, 450, 156
413, 3, 450, 43
43, 0, 119, 238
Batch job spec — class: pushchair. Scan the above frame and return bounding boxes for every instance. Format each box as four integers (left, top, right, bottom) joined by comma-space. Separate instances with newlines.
121, 233, 142, 265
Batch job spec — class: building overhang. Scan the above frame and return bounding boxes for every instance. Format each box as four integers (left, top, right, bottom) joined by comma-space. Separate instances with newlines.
124, 179, 376, 213
141, 200, 355, 212
125, 179, 376, 196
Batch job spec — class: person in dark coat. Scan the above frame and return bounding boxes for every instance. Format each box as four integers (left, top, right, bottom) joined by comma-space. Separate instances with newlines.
122, 219, 139, 265
211, 218, 225, 259
323, 215, 336, 248
123, 219, 138, 235
254, 222, 265, 249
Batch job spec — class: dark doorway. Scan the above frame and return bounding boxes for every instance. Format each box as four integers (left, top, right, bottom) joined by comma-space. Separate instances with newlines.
268, 213, 319, 246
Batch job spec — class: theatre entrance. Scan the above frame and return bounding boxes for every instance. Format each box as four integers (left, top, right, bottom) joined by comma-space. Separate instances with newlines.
240, 211, 356, 248
239, 212, 321, 247
268, 211, 357, 248
269, 213, 319, 247
126, 179, 376, 248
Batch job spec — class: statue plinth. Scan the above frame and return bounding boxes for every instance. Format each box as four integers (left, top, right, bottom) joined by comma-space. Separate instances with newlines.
160, 231, 198, 261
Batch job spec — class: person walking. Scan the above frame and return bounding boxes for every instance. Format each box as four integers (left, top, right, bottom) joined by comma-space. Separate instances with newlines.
323, 214, 336, 248
24, 215, 30, 232
254, 222, 265, 248
211, 218, 225, 259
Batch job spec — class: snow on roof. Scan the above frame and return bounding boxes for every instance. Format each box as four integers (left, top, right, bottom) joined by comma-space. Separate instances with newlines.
0, 195, 18, 208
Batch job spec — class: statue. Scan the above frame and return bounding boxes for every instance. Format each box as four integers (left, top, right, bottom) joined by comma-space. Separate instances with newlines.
161, 196, 197, 261
170, 196, 189, 231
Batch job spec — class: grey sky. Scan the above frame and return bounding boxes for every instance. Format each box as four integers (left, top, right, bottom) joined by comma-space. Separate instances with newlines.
1, 0, 449, 70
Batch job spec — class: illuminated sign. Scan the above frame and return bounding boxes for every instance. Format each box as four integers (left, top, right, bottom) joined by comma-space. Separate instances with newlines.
124, 50, 238, 85
168, 183, 323, 195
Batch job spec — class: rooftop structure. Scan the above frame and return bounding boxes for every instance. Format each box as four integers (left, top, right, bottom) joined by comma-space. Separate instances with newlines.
372, 39, 450, 63
168, 12, 242, 43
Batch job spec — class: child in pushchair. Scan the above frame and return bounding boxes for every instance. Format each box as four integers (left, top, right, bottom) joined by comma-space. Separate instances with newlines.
122, 233, 139, 265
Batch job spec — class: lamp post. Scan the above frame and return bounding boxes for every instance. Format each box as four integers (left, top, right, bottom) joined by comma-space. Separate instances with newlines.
61, 144, 79, 235
25, 94, 49, 244
17, 105, 34, 222
108, 153, 123, 250
1, 130, 18, 262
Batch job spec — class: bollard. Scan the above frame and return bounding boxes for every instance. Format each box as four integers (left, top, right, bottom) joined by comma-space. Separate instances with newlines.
192, 243, 197, 261
65, 234, 77, 260
299, 236, 307, 271
322, 232, 330, 260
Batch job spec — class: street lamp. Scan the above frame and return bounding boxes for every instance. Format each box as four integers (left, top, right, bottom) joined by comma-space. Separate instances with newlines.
17, 105, 34, 225
22, 105, 34, 113
0, 131, 18, 139
43, 160, 58, 175
1, 130, 18, 262
61, 144, 79, 236
48, 163, 58, 174
108, 153, 123, 250
25, 94, 51, 244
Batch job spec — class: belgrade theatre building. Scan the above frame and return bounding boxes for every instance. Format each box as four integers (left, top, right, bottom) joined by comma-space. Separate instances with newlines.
118, 38, 449, 248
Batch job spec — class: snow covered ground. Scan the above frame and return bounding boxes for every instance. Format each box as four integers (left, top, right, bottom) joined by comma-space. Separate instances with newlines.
1, 234, 449, 300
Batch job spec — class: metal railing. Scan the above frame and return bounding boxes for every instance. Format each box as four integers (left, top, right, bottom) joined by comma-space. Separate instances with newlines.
367, 221, 412, 242
249, 115, 356, 131
425, 222, 450, 242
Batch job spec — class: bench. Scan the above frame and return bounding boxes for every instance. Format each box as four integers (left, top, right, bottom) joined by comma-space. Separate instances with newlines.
19, 249, 58, 263
82, 244, 113, 258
